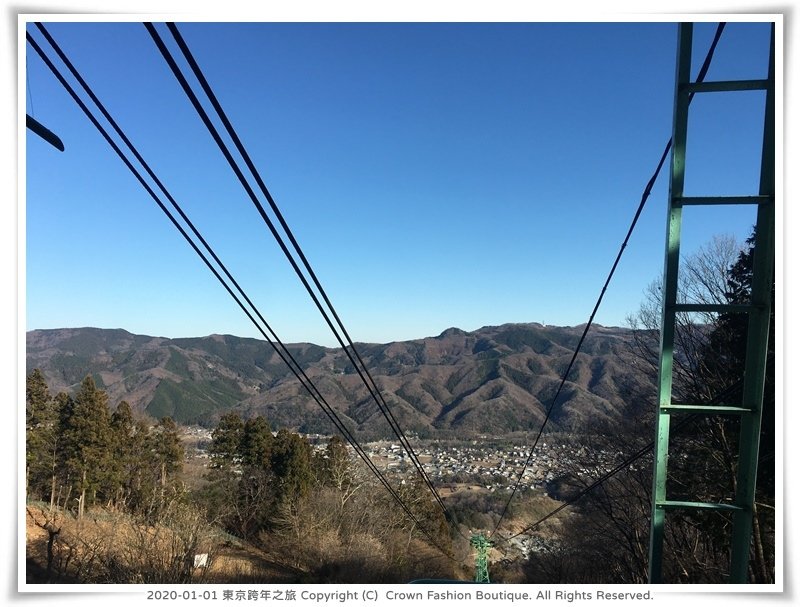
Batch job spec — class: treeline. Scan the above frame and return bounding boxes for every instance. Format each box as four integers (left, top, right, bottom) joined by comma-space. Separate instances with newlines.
25, 373, 457, 583
26, 371, 183, 518
195, 412, 456, 582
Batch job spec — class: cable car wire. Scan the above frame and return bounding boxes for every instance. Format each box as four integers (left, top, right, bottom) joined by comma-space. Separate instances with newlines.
490, 22, 727, 539
144, 22, 451, 522
497, 373, 751, 543
155, 21, 450, 522
27, 24, 459, 561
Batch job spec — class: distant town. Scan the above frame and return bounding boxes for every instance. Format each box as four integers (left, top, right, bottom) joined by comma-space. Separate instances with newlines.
180, 425, 631, 497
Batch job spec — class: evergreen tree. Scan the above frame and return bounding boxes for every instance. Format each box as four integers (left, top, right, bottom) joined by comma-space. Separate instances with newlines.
108, 400, 138, 508
126, 417, 158, 513
25, 369, 57, 503
209, 412, 244, 469
52, 391, 74, 508
200, 414, 274, 538
110, 403, 157, 513
241, 416, 273, 470
152, 416, 184, 489
271, 429, 313, 501
60, 376, 113, 517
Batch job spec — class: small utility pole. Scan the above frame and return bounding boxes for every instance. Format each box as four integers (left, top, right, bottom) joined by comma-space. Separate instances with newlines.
471, 534, 491, 583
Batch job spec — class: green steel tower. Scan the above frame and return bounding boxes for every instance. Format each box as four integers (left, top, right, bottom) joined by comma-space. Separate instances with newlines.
648, 22, 775, 583
471, 534, 491, 583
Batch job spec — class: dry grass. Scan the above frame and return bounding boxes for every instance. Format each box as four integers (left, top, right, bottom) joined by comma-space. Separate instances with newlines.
26, 504, 304, 584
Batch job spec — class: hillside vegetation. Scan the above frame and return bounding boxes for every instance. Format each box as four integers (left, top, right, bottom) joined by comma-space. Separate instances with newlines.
25, 371, 465, 583
27, 323, 647, 437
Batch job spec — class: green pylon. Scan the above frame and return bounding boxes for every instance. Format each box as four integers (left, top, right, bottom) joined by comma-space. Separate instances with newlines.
647, 22, 775, 584
470, 534, 491, 583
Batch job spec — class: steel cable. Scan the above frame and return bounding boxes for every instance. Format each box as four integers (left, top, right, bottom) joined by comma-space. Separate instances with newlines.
145, 22, 451, 521
28, 24, 458, 561
490, 22, 727, 538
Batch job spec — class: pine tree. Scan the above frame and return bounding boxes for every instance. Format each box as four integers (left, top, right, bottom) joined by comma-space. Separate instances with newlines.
200, 414, 273, 538
60, 376, 113, 518
153, 416, 184, 489
241, 416, 273, 470
52, 392, 74, 509
25, 369, 57, 503
109, 401, 145, 509
209, 412, 244, 469
271, 429, 313, 501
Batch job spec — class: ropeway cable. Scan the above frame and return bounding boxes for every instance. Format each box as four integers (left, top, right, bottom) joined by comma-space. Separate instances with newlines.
27, 24, 459, 560
145, 22, 452, 522
497, 374, 752, 542
152, 21, 450, 522
489, 22, 727, 539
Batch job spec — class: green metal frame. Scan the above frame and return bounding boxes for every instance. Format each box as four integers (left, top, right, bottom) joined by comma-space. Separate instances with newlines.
647, 22, 775, 584
470, 534, 491, 583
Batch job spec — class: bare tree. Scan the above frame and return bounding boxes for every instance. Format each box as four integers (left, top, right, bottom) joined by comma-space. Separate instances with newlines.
626, 234, 743, 401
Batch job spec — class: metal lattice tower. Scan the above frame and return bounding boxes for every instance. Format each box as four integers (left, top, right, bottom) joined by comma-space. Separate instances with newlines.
470, 534, 491, 583
648, 22, 775, 583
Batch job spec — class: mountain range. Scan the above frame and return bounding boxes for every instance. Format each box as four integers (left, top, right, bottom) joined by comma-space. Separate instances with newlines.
26, 324, 651, 438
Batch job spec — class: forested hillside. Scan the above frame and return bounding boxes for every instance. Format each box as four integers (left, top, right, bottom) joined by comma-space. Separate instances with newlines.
26, 323, 648, 437
25, 370, 463, 583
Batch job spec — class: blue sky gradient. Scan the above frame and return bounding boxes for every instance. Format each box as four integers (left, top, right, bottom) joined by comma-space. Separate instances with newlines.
24, 20, 774, 346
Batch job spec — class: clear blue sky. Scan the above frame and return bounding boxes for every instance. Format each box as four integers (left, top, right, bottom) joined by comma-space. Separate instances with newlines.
24, 19, 774, 346
8, 9, 797, 603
